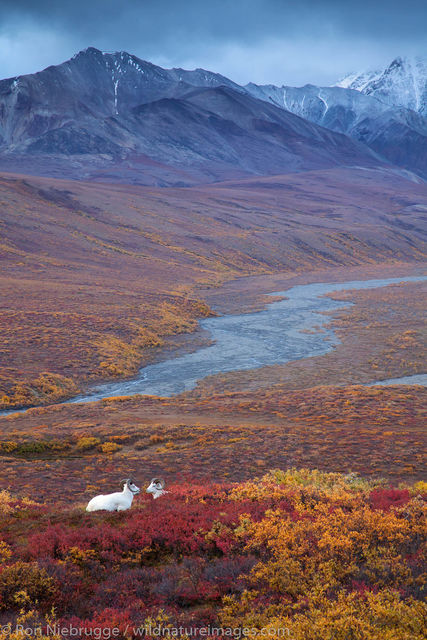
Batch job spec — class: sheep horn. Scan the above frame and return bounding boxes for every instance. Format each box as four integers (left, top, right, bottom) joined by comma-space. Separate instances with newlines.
120, 478, 131, 487
151, 477, 165, 489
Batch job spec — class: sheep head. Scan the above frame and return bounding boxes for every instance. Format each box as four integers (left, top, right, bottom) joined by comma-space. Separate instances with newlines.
146, 477, 167, 499
120, 478, 140, 494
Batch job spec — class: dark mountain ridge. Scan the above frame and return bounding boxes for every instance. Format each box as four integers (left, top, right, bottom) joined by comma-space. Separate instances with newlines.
0, 47, 386, 185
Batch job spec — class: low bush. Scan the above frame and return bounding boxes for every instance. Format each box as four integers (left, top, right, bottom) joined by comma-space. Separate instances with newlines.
0, 470, 425, 637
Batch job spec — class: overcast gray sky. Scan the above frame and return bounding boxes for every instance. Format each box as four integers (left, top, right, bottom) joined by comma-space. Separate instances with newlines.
0, 0, 426, 85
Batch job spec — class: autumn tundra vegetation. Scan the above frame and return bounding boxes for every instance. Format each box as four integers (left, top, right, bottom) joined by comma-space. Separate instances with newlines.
0, 155, 426, 638
0, 469, 426, 639
0, 374, 426, 636
0, 168, 426, 410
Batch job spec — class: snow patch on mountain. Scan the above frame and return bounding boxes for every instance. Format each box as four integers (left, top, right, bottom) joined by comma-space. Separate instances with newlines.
335, 56, 427, 116
245, 80, 427, 179
336, 69, 383, 92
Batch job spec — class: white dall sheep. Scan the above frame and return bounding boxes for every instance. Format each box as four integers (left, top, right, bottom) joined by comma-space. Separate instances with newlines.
86, 478, 140, 512
146, 477, 168, 499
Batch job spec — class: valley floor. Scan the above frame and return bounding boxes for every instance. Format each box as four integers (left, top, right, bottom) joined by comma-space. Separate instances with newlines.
0, 258, 427, 502
0, 263, 425, 504
1, 167, 426, 410
0, 171, 425, 639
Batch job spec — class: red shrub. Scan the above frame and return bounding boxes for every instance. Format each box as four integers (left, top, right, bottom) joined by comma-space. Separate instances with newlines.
369, 488, 411, 511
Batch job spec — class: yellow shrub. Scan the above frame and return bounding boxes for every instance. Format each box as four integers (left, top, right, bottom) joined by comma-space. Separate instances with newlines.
413, 480, 427, 494
0, 490, 13, 515
99, 441, 122, 455
270, 590, 427, 640
0, 607, 61, 640
0, 540, 12, 562
149, 434, 164, 444
0, 441, 18, 453
66, 547, 98, 567
76, 436, 100, 451
0, 562, 56, 611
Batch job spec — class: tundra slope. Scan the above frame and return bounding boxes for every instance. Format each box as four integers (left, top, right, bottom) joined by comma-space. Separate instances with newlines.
0, 166, 426, 409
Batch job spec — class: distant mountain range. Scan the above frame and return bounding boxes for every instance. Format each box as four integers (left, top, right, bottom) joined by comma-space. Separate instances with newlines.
245, 56, 427, 181
0, 49, 426, 185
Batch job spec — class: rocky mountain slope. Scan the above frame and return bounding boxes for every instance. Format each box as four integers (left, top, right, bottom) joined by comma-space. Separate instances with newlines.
245, 82, 427, 179
0, 48, 385, 185
1, 48, 427, 184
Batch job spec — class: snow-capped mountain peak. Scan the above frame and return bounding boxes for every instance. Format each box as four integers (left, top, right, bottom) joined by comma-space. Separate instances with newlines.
335, 68, 383, 92
335, 56, 427, 115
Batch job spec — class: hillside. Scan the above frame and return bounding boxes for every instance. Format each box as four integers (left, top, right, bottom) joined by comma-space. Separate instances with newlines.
2, 50, 427, 183
0, 167, 426, 409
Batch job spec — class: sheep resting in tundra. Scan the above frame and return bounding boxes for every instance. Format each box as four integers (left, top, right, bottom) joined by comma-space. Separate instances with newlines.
86, 478, 140, 512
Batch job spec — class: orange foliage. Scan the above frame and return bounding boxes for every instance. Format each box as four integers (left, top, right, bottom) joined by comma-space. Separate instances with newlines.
0, 470, 425, 638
